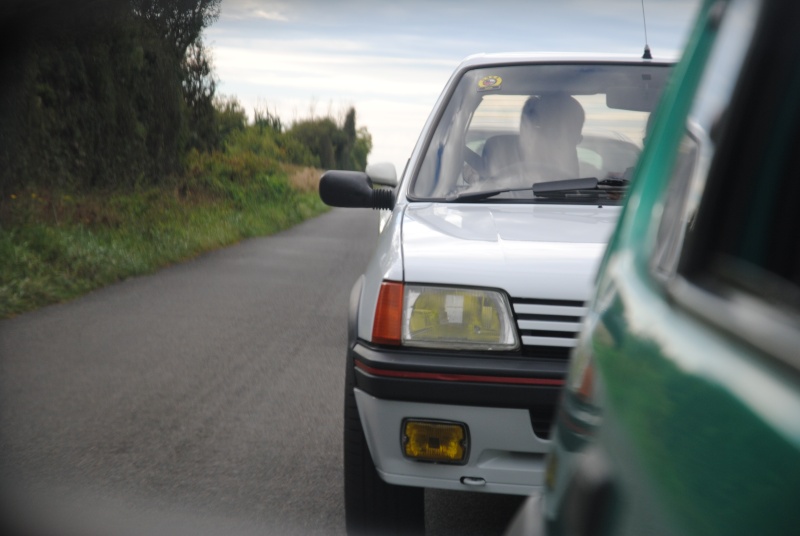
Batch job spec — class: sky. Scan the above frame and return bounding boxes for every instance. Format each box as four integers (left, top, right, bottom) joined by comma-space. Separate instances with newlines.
206, 0, 701, 174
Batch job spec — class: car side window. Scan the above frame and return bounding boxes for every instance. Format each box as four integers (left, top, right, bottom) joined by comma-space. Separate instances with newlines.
710, 116, 800, 303
674, 0, 800, 370
651, 129, 700, 279
650, 0, 760, 280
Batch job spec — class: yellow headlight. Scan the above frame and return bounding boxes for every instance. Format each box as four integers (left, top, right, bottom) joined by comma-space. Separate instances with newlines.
403, 286, 518, 350
402, 419, 468, 464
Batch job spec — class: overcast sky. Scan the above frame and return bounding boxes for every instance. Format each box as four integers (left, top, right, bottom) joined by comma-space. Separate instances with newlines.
207, 0, 701, 173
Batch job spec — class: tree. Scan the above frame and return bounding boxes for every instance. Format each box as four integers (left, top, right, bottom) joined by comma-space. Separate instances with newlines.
288, 108, 371, 171
253, 104, 283, 134
0, 0, 223, 191
130, 0, 221, 58
214, 95, 247, 142
337, 107, 357, 169
352, 127, 372, 172
132, 1, 222, 151
182, 38, 217, 150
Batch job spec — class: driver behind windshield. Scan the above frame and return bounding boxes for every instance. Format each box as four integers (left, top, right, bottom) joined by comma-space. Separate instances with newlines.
518, 93, 585, 183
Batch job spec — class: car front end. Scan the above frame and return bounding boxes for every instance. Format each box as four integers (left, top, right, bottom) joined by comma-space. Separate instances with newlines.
352, 201, 616, 493
320, 52, 674, 534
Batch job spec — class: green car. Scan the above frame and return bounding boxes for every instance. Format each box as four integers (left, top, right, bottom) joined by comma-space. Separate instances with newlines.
507, 0, 800, 535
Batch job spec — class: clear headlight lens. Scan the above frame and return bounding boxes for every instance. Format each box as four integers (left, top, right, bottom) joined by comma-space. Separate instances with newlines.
402, 285, 518, 350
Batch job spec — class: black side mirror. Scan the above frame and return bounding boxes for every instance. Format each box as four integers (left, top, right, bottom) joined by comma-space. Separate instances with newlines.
319, 170, 395, 210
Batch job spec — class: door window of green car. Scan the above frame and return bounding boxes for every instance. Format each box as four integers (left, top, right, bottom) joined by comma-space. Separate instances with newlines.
672, 0, 800, 371
651, 0, 761, 280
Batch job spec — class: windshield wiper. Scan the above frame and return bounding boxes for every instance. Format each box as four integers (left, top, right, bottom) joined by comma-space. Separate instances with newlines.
445, 177, 628, 203
445, 186, 533, 202
532, 177, 598, 194
598, 177, 630, 187
532, 177, 629, 196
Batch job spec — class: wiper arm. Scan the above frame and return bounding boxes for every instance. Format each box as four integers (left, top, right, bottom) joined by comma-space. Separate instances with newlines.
597, 177, 630, 187
532, 177, 630, 196
446, 176, 628, 202
532, 177, 598, 194
445, 186, 533, 202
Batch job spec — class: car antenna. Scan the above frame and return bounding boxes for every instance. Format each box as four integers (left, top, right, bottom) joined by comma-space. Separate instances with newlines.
641, 0, 652, 59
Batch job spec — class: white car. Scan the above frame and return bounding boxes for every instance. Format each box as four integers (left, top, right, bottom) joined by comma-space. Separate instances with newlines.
320, 52, 673, 535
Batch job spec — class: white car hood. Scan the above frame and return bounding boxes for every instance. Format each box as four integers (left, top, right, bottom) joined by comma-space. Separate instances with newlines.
401, 203, 620, 301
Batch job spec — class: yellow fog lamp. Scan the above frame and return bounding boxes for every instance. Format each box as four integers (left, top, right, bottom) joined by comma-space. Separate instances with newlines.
402, 419, 469, 464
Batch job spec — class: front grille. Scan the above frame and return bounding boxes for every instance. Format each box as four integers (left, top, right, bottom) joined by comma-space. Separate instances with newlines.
511, 298, 587, 358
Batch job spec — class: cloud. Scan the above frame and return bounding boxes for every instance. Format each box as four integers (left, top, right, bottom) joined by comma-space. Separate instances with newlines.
212, 42, 454, 98
252, 10, 288, 21
217, 0, 291, 22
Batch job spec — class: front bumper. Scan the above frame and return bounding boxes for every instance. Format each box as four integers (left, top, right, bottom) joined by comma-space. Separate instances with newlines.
352, 342, 566, 410
351, 341, 567, 494
356, 389, 550, 494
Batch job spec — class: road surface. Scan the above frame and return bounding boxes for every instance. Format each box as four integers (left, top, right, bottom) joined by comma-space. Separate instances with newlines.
0, 208, 524, 535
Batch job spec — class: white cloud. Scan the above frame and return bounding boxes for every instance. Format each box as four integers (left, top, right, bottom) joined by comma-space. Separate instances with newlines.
252, 10, 288, 22
216, 0, 292, 22
215, 37, 369, 54
213, 45, 454, 98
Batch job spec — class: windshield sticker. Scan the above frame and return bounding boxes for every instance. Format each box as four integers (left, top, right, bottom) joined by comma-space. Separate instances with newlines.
478, 75, 503, 92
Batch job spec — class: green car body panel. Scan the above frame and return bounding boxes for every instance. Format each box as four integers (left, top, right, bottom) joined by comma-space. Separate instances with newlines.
507, 1, 800, 535
589, 4, 800, 535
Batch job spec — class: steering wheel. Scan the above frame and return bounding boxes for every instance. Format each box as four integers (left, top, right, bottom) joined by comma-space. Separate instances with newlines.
485, 161, 568, 184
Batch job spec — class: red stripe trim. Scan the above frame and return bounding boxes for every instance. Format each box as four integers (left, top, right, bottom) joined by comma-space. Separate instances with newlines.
354, 360, 565, 386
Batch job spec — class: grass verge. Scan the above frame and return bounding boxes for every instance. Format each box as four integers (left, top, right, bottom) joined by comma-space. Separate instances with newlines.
0, 166, 328, 319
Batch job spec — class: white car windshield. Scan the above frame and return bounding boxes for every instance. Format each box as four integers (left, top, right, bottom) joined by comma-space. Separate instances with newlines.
410, 63, 672, 203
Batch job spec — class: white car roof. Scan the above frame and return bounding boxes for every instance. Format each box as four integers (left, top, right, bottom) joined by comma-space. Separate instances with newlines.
456, 51, 677, 69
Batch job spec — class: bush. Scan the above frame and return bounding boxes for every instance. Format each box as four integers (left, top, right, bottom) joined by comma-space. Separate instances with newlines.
0, 175, 328, 319
215, 95, 247, 143
288, 107, 370, 171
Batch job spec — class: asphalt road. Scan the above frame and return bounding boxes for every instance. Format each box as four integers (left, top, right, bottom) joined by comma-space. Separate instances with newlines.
0, 208, 524, 535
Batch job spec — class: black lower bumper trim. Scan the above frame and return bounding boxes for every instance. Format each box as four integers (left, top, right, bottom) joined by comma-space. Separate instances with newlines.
352, 342, 566, 409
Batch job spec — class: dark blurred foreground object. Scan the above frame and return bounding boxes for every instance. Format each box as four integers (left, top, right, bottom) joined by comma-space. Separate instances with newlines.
506, 0, 800, 535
